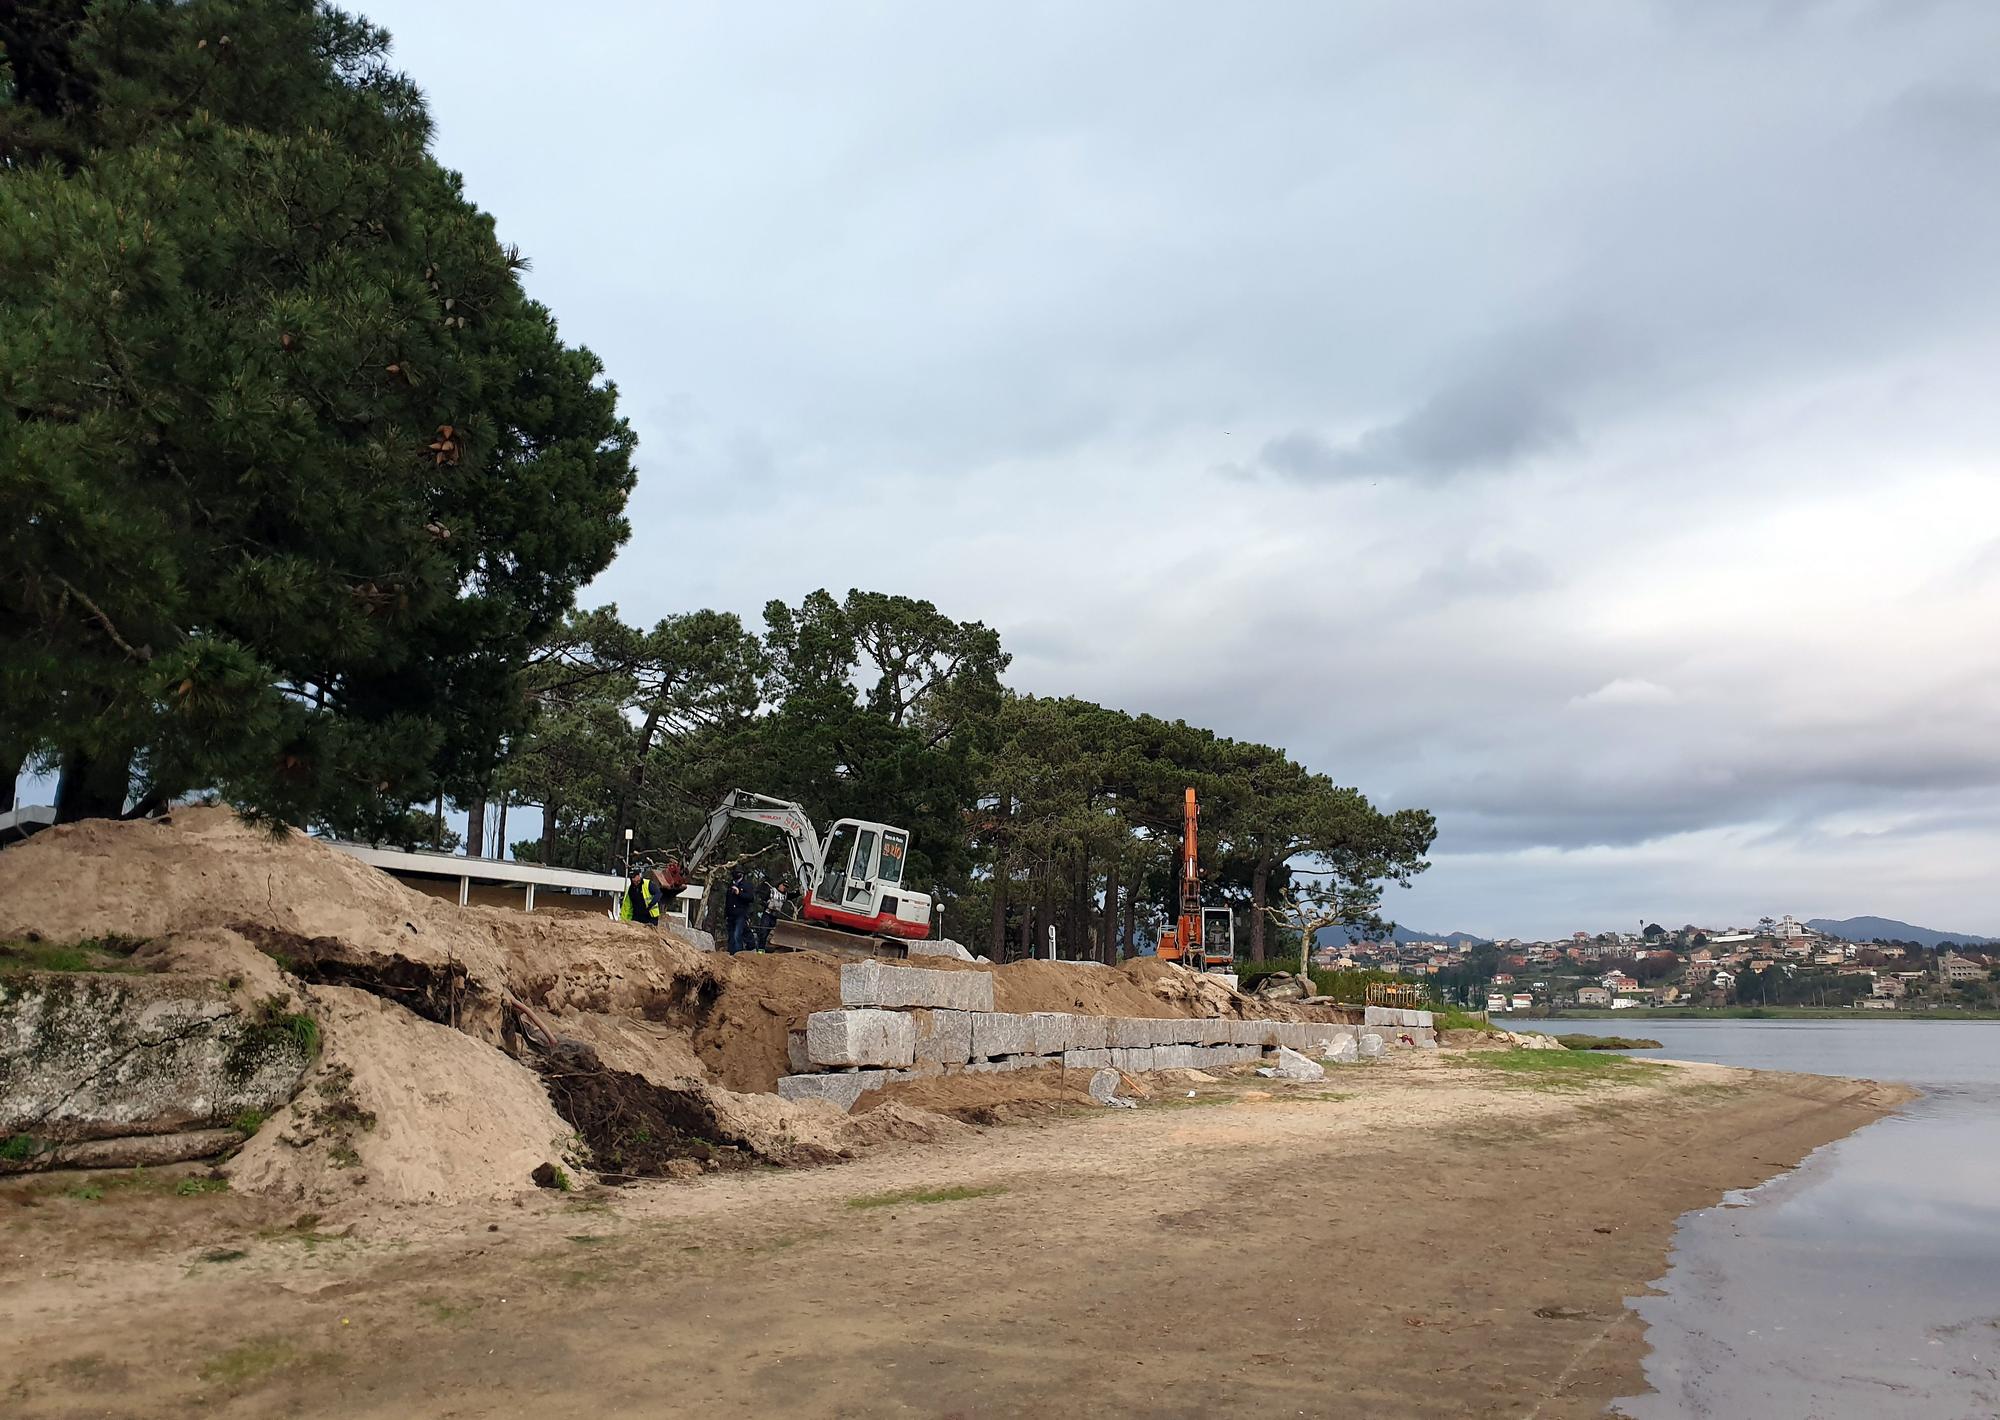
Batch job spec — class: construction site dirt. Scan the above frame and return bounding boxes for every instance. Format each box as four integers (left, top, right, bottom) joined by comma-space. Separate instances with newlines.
0, 1059, 1898, 1418
0, 811, 1905, 1416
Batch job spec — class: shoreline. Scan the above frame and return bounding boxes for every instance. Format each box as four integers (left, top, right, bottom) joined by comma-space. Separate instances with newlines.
1516, 1007, 2000, 1021
0, 1056, 1909, 1418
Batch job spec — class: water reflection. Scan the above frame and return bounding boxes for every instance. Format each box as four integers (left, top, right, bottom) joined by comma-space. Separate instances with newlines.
1531, 1019, 2000, 1418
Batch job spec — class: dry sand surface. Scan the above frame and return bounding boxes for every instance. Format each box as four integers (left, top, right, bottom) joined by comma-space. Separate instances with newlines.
0, 1053, 1905, 1420
0, 810, 1349, 1207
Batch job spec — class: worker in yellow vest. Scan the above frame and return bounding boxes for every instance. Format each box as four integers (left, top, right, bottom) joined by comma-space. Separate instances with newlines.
619, 869, 662, 925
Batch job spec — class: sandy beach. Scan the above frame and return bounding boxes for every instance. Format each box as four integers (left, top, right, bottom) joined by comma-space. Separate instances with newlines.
1, 1053, 1905, 1419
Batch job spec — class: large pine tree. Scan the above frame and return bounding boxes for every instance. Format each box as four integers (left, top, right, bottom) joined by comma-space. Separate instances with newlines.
0, 1, 636, 827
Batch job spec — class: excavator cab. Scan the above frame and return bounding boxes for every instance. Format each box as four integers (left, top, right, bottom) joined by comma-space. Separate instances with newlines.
1199, 906, 1236, 969
804, 818, 931, 940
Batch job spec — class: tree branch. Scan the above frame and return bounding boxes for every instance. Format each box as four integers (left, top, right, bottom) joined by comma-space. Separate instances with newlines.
54, 577, 152, 663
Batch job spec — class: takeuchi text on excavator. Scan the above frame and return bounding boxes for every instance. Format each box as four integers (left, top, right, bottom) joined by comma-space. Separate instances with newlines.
1155, 787, 1236, 971
682, 789, 934, 955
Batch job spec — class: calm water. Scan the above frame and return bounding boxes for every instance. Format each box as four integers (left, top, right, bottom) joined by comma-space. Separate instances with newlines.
1530, 1018, 2000, 1418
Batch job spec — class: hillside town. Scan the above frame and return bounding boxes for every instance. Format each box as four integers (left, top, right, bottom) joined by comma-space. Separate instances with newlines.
1316, 915, 1998, 1013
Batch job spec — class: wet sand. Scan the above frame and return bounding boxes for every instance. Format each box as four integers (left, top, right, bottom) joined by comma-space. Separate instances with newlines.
0, 1055, 1904, 1418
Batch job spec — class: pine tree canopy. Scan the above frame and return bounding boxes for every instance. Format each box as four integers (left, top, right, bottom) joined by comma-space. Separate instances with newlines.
0, 0, 636, 828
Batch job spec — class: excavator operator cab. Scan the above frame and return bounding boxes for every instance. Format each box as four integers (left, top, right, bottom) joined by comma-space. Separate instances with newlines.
805, 818, 931, 940
1200, 907, 1236, 968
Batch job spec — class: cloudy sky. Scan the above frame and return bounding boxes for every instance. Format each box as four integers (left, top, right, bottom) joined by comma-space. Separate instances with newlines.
357, 0, 2000, 938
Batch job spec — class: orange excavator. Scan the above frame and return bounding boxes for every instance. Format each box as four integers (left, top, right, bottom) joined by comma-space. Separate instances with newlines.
1155, 787, 1236, 971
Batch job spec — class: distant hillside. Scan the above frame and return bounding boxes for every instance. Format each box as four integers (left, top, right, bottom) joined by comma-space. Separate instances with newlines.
1324, 925, 1490, 948
1808, 916, 1998, 949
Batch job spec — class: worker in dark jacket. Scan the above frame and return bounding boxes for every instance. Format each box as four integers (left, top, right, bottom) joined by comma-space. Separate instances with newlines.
724, 868, 753, 954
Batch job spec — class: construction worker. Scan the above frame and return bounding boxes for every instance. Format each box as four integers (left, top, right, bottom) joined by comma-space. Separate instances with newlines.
724, 868, 753, 954
753, 875, 777, 951
620, 868, 663, 926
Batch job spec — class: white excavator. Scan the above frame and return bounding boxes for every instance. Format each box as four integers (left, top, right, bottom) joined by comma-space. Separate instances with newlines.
682, 789, 934, 955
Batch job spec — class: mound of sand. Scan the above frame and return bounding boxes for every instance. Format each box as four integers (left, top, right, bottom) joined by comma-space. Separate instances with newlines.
227, 985, 578, 1205
0, 809, 1307, 1208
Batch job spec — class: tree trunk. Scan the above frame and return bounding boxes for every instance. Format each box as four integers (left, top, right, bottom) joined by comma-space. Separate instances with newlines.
54, 747, 131, 823
1100, 858, 1119, 965
433, 792, 445, 850
989, 797, 1011, 962
1122, 882, 1136, 965
1, 748, 19, 815
1023, 860, 1038, 962
464, 797, 487, 859
610, 702, 664, 870
1071, 848, 1091, 961
541, 791, 559, 864
990, 860, 1009, 964
1250, 847, 1272, 962
494, 796, 509, 861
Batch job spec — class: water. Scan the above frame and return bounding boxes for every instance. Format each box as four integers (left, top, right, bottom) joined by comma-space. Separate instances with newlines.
1530, 1018, 2000, 1418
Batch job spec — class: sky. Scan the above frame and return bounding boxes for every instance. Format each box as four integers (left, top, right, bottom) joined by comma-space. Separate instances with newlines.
334, 0, 2000, 939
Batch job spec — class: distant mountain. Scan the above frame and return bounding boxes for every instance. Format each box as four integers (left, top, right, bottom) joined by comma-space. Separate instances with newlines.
1808, 916, 1998, 949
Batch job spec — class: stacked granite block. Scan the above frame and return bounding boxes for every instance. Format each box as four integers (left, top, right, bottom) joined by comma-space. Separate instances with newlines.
775, 961, 1432, 1110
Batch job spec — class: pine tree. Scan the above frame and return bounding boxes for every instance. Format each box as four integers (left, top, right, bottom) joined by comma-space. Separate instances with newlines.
0, 1, 635, 827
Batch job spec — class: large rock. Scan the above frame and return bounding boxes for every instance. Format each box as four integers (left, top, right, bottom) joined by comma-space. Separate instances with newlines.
839, 961, 993, 1012
1, 973, 313, 1147
1064, 1015, 1110, 1050
805, 1009, 917, 1068
1271, 1046, 1326, 1082
1024, 1012, 1071, 1057
912, 1009, 973, 1066
1108, 1018, 1158, 1049
1063, 1047, 1112, 1070
1229, 1019, 1276, 1047
1324, 1034, 1359, 1064
776, 1072, 887, 1112
1087, 1068, 1123, 1104
906, 939, 977, 962
970, 1012, 1033, 1059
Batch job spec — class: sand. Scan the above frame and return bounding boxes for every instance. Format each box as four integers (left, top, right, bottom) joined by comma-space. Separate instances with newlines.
1, 809, 1345, 1206
0, 811, 979, 1201
225, 985, 580, 1206
0, 1056, 1905, 1418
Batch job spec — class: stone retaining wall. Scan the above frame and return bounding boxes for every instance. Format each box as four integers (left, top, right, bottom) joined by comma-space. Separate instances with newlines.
778, 963, 1436, 1111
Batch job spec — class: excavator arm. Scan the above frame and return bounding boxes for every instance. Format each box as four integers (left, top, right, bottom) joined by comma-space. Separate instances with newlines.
683, 789, 827, 894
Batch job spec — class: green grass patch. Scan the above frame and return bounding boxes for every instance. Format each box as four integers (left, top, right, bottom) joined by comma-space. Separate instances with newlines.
1556, 1034, 1661, 1051
1429, 1007, 1490, 1032
1, 1132, 41, 1162
845, 1184, 1006, 1210
199, 1248, 249, 1264
1449, 1049, 1667, 1092
196, 1337, 304, 1386
231, 1109, 267, 1136
53, 1168, 230, 1201
0, 935, 148, 975
257, 1212, 344, 1251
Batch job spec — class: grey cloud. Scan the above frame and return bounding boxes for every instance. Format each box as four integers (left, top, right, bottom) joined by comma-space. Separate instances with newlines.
1887, 81, 2000, 153
1260, 375, 1578, 484
365, 0, 2000, 936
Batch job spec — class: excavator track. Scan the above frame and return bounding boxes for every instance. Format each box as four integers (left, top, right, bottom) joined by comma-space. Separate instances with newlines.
765, 918, 911, 960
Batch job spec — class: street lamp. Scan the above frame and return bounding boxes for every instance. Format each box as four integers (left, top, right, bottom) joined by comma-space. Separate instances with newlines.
623, 826, 634, 877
